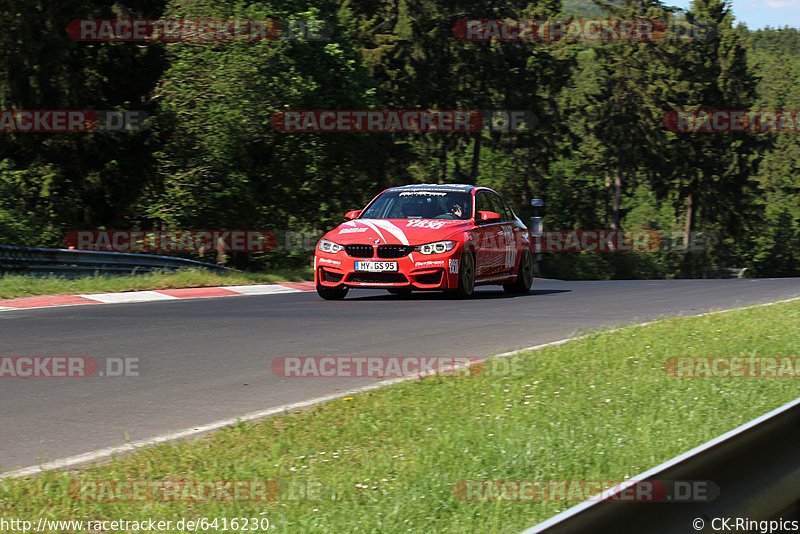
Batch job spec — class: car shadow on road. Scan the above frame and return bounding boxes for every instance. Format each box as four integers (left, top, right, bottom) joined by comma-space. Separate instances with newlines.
348, 288, 571, 301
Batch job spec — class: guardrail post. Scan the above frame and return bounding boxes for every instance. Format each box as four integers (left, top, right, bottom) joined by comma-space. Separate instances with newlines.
529, 199, 544, 276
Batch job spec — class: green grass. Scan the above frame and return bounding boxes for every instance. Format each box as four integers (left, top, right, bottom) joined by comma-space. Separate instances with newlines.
0, 268, 313, 300
2, 300, 799, 533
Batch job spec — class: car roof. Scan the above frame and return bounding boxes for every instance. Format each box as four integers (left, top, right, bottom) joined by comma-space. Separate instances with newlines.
385, 184, 486, 193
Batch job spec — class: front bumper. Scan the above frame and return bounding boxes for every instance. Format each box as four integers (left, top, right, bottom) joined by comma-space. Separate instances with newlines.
315, 250, 461, 290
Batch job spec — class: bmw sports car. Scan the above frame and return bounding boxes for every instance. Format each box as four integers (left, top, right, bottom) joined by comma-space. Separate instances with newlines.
314, 184, 534, 300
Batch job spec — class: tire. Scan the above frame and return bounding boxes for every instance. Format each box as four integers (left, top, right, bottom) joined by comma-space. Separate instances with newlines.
387, 288, 413, 297
449, 250, 475, 298
316, 284, 348, 300
503, 250, 533, 294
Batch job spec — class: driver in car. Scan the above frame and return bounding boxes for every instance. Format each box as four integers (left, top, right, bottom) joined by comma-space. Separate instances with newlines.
449, 202, 465, 219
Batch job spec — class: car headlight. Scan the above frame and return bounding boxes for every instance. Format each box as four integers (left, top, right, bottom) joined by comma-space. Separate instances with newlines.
318, 239, 344, 254
414, 240, 457, 255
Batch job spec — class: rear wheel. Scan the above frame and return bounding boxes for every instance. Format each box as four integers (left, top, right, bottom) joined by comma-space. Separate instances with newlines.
503, 250, 533, 294
448, 250, 475, 298
316, 284, 348, 300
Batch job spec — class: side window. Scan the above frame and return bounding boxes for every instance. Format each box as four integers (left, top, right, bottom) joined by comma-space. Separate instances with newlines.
475, 193, 493, 220
488, 194, 511, 222
497, 196, 516, 222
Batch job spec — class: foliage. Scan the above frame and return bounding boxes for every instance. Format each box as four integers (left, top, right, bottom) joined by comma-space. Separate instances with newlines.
0, 0, 798, 277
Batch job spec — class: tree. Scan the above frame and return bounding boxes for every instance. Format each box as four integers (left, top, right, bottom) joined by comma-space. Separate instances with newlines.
655, 0, 760, 274
0, 0, 165, 243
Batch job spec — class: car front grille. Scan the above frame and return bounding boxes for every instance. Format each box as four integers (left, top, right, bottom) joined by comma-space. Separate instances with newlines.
377, 245, 412, 258
347, 273, 408, 284
345, 244, 373, 258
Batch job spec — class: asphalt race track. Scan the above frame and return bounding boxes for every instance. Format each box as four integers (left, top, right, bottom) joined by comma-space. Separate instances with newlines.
2, 278, 800, 473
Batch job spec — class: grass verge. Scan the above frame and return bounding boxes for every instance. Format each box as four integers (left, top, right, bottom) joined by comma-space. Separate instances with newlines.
0, 268, 313, 300
1, 301, 799, 533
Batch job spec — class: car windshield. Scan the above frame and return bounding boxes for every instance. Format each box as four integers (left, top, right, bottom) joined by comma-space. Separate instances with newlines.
360, 190, 473, 220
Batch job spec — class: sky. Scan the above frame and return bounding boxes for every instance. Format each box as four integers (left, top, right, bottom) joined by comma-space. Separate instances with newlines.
668, 0, 800, 29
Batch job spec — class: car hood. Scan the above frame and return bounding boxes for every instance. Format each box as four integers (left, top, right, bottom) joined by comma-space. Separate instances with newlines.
324, 218, 471, 246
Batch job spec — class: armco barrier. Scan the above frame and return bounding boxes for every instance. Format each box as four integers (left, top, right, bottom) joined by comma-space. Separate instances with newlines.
0, 245, 237, 277
520, 396, 800, 533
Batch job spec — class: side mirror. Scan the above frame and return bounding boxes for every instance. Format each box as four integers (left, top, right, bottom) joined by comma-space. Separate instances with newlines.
344, 210, 362, 220
478, 211, 501, 223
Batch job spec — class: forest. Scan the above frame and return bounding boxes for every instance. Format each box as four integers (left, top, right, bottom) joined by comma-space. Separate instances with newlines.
1, 0, 798, 279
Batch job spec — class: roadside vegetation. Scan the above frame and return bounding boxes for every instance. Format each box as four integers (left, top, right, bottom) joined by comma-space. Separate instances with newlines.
2, 2, 799, 279
2, 300, 798, 533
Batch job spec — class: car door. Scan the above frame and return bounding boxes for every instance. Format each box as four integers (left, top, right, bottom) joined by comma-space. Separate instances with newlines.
505, 197, 531, 265
473, 191, 505, 278
499, 196, 531, 271
487, 193, 518, 276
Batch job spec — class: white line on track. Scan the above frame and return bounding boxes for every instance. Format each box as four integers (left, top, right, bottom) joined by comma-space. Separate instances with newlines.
219, 285, 302, 295
0, 284, 308, 312
2, 294, 799, 480
75, 291, 179, 303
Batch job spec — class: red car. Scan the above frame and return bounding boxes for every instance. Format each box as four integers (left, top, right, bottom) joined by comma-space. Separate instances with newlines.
314, 184, 534, 299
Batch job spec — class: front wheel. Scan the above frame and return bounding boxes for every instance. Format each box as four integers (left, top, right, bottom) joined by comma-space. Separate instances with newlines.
503, 250, 533, 294
448, 250, 475, 299
317, 284, 349, 300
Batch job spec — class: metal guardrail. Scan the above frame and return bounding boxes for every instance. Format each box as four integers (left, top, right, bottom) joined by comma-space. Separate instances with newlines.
520, 396, 800, 534
703, 266, 748, 279
0, 245, 238, 277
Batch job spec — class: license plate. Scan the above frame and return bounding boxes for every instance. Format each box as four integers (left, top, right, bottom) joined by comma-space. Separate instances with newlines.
355, 261, 398, 272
